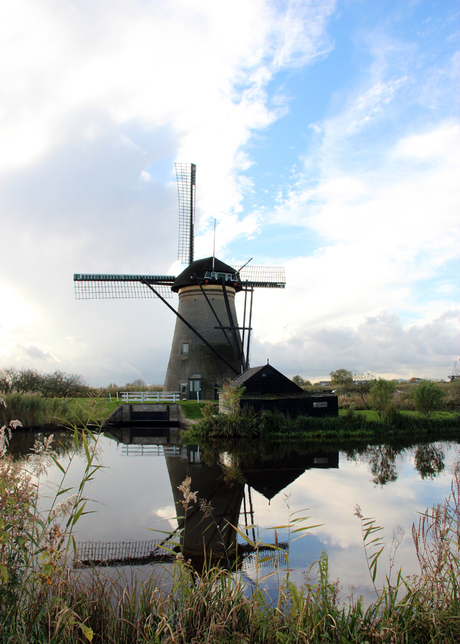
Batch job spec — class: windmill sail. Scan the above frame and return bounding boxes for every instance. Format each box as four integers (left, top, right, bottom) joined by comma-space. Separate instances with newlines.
175, 162, 196, 265
237, 265, 285, 289
73, 274, 175, 299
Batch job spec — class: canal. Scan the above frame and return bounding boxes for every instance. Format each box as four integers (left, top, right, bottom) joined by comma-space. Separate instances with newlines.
8, 427, 460, 604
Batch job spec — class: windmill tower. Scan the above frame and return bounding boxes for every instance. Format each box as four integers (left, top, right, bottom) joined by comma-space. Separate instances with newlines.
74, 163, 285, 399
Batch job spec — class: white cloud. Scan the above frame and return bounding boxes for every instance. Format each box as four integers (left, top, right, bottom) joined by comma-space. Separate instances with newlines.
0, 0, 335, 222
0, 0, 340, 385
0, 285, 41, 336
250, 309, 460, 381
394, 121, 460, 163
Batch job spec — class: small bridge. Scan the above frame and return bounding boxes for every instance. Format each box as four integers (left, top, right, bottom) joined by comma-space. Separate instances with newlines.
103, 403, 182, 442
119, 391, 181, 403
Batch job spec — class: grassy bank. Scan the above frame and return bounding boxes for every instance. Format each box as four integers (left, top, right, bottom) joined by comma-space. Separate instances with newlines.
184, 407, 460, 447
0, 395, 209, 429
2, 395, 458, 453
0, 394, 118, 429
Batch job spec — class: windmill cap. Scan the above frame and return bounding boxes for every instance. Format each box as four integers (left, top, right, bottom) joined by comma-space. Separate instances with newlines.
172, 257, 242, 292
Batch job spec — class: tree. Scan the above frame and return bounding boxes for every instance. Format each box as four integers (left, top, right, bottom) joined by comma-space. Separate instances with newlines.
445, 378, 460, 411
370, 378, 396, 419
0, 367, 20, 394
16, 368, 41, 394
39, 371, 87, 398
329, 369, 374, 407
330, 369, 353, 391
414, 444, 445, 479
352, 372, 374, 409
126, 379, 146, 389
365, 444, 399, 486
221, 383, 246, 414
413, 381, 444, 418
292, 376, 312, 388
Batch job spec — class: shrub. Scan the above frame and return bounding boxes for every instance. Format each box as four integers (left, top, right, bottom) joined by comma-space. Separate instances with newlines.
382, 404, 406, 429
445, 379, 460, 411
220, 383, 246, 414
413, 381, 445, 418
370, 378, 396, 419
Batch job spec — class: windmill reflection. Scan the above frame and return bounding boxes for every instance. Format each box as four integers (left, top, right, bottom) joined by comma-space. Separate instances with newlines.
166, 444, 245, 564
77, 426, 338, 569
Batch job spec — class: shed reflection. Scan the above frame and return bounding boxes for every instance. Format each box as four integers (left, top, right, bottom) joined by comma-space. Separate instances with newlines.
82, 426, 339, 569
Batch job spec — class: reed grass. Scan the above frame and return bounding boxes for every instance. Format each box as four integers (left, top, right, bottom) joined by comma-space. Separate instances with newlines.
0, 394, 115, 429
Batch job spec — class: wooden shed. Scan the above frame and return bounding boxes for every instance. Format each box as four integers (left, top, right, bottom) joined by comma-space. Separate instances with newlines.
219, 363, 338, 417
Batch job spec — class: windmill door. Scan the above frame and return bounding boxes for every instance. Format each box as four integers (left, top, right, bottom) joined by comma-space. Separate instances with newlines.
188, 375, 202, 400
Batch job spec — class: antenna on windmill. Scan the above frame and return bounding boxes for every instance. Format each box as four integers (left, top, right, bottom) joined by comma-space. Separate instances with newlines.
238, 258, 253, 274
212, 218, 216, 277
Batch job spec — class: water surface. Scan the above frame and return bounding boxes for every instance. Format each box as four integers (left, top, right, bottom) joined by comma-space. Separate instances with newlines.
10, 429, 460, 602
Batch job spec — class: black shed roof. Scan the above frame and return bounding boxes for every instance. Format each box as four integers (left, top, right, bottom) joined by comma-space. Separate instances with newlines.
230, 364, 303, 395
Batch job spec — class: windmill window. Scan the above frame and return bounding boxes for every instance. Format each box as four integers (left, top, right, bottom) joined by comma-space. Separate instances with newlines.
180, 383, 187, 394
181, 343, 189, 355
205, 271, 238, 282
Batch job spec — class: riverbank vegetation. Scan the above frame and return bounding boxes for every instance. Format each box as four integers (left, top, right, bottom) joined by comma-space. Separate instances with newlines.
0, 394, 117, 429
1, 390, 457, 437
0, 395, 210, 429
328, 369, 460, 414
0, 367, 164, 399
185, 405, 460, 448
1, 364, 458, 429
182, 374, 459, 445
1, 420, 460, 642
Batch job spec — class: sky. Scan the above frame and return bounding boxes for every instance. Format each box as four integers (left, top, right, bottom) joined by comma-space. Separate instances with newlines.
1, 0, 459, 387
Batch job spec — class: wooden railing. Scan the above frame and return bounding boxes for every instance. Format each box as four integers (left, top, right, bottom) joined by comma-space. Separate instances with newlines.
119, 391, 181, 403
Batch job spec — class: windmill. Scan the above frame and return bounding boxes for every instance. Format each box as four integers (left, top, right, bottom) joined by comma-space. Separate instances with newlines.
74, 163, 285, 400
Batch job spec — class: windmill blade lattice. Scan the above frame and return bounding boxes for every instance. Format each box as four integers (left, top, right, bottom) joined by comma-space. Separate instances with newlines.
236, 265, 285, 289
74, 274, 175, 299
176, 162, 196, 266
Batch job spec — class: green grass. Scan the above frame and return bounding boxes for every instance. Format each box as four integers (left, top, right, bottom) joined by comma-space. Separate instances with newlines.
340, 408, 459, 421
0, 396, 209, 427
0, 395, 119, 428
177, 400, 210, 419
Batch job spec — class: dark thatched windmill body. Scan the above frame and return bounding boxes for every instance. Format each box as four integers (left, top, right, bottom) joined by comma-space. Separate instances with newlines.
74, 164, 285, 400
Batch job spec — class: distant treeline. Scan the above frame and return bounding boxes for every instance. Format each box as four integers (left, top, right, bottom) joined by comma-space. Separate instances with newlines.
0, 368, 164, 400
293, 369, 460, 414
102, 379, 163, 394
0, 367, 87, 398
